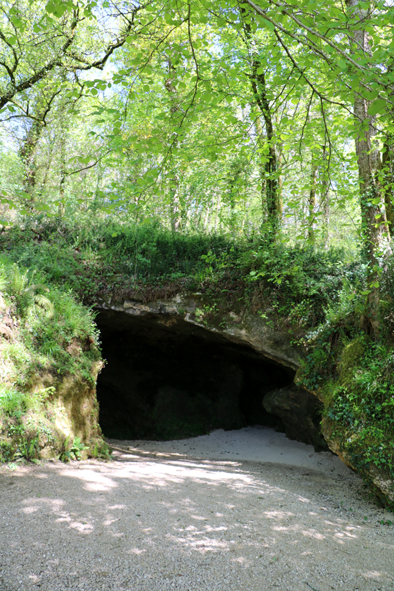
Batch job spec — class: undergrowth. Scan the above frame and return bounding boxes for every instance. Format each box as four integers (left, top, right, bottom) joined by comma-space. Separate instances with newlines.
297, 276, 394, 505
0, 217, 362, 332
0, 254, 104, 463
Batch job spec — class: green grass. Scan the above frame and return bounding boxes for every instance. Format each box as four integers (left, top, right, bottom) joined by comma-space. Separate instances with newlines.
1, 217, 363, 331
0, 254, 102, 463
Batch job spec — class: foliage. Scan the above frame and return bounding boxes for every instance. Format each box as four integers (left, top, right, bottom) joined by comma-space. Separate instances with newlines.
0, 0, 376, 249
1, 218, 240, 290
1, 215, 394, 506
0, 255, 102, 463
0, 219, 364, 332
59, 436, 89, 462
0, 0, 394, 496
295, 266, 394, 496
325, 342, 394, 482
0, 385, 51, 417
246, 243, 364, 327
90, 440, 112, 460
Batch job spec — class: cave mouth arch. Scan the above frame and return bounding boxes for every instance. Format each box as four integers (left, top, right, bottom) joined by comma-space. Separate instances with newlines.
95, 309, 295, 441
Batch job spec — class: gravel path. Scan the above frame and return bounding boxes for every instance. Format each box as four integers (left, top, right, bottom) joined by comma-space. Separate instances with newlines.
1, 426, 394, 591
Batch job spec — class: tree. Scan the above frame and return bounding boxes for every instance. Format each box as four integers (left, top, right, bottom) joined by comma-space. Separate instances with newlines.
344, 0, 390, 334
0, 0, 141, 112
241, 10, 281, 240
2, 0, 393, 307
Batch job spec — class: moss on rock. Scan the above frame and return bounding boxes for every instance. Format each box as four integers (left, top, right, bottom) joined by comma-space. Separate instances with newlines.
337, 336, 367, 387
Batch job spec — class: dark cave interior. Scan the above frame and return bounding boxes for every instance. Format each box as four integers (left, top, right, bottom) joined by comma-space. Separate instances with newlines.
95, 310, 295, 440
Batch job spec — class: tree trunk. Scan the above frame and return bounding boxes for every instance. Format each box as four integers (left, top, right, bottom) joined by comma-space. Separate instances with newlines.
278, 149, 283, 217
255, 115, 266, 222
242, 15, 280, 241
251, 68, 280, 240
214, 194, 221, 232
346, 0, 390, 336
165, 58, 182, 233
320, 145, 330, 249
308, 158, 318, 245
169, 180, 181, 233
382, 138, 394, 238
58, 115, 67, 218
19, 120, 42, 207
203, 206, 210, 232
227, 159, 243, 234
321, 183, 330, 250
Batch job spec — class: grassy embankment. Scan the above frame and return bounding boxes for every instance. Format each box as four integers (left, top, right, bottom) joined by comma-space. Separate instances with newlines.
0, 251, 107, 464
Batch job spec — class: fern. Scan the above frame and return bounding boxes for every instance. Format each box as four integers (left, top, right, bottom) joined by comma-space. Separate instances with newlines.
26, 293, 54, 319
0, 267, 7, 293
8, 264, 29, 296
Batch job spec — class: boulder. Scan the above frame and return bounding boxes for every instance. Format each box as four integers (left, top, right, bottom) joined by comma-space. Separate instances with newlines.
263, 385, 327, 451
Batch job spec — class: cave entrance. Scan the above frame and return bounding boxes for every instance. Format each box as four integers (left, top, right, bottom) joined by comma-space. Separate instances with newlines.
95, 310, 295, 441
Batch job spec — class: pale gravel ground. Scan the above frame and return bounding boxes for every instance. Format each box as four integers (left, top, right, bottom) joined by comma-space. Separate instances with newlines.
1, 426, 394, 591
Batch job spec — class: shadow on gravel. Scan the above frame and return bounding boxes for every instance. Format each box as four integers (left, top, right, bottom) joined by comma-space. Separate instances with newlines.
0, 449, 393, 591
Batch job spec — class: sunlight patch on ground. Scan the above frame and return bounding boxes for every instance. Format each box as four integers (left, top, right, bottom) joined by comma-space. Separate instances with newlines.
60, 468, 118, 491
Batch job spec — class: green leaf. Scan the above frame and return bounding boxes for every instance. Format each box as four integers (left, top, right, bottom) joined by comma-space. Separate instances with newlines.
368, 99, 386, 116
262, 19, 275, 31
10, 16, 23, 28
350, 79, 359, 91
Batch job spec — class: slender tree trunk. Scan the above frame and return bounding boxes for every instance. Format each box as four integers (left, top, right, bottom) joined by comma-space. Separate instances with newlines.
203, 207, 210, 232
320, 145, 330, 249
346, 0, 390, 336
255, 115, 266, 221
244, 200, 250, 236
214, 194, 221, 232
58, 116, 67, 217
321, 183, 330, 249
39, 142, 55, 195
228, 182, 237, 235
251, 68, 280, 240
243, 16, 280, 241
278, 150, 283, 217
19, 120, 42, 207
165, 59, 182, 233
382, 138, 394, 238
308, 158, 318, 245
169, 180, 181, 232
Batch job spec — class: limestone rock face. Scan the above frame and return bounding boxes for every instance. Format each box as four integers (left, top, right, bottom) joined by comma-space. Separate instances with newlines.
95, 310, 286, 440
263, 386, 327, 451
321, 417, 394, 508
47, 368, 103, 458
95, 293, 314, 444
96, 291, 304, 370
